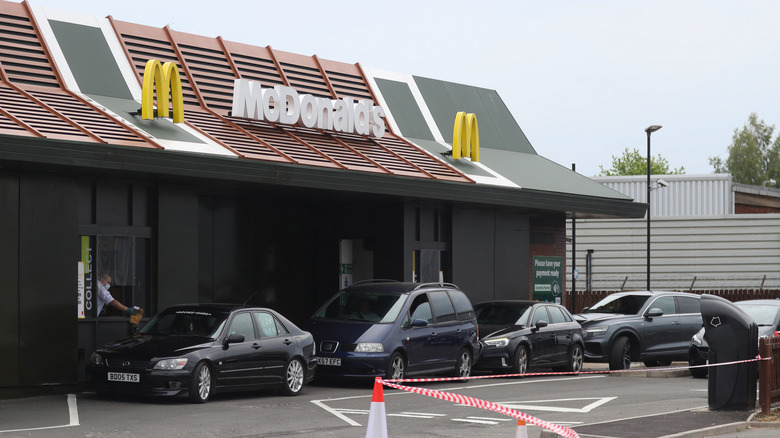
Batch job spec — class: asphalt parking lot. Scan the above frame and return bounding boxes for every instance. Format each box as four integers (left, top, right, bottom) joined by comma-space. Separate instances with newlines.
1, 362, 777, 438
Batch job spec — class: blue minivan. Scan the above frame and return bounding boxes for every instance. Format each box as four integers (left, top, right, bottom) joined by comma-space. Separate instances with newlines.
309, 280, 480, 380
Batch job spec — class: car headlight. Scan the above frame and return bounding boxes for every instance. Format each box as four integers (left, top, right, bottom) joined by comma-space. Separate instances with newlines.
584, 326, 609, 337
355, 343, 384, 353
691, 333, 703, 347
484, 338, 509, 347
153, 358, 188, 370
89, 352, 104, 366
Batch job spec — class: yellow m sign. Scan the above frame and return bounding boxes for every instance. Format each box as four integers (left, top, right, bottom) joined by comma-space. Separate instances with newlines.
452, 111, 479, 162
141, 59, 184, 123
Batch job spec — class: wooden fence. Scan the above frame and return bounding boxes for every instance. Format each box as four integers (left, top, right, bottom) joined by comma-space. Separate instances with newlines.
759, 336, 780, 415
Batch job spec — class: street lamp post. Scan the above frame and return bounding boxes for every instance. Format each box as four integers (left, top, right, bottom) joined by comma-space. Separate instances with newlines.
645, 125, 662, 291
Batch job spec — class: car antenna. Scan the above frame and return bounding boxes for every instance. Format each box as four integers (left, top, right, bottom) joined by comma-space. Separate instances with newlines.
242, 290, 258, 306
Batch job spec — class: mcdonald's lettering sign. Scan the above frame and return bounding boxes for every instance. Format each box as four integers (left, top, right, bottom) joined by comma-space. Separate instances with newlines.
452, 111, 479, 162
142, 59, 184, 123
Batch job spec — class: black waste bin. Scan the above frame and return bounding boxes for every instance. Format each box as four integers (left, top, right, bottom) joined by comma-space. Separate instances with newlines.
700, 294, 758, 410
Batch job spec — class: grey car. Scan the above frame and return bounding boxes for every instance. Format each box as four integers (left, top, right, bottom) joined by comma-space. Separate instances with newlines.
575, 291, 702, 370
689, 299, 780, 378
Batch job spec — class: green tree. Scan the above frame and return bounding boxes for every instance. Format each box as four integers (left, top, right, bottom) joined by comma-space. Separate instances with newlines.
709, 113, 780, 187
598, 147, 685, 176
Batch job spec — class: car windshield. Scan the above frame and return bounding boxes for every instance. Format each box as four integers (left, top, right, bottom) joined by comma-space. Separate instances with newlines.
475, 304, 532, 327
737, 304, 780, 326
139, 309, 229, 338
314, 290, 407, 323
587, 294, 650, 315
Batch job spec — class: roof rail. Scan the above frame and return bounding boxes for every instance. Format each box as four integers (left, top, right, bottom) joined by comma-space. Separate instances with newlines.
413, 282, 460, 291
348, 279, 399, 287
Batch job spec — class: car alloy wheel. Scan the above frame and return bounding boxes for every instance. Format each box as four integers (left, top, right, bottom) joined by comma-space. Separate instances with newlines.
456, 349, 472, 378
189, 362, 212, 403
386, 352, 405, 380
568, 345, 584, 372
609, 336, 632, 370
513, 345, 529, 375
282, 359, 304, 396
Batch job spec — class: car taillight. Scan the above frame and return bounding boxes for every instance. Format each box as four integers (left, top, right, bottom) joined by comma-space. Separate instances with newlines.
775, 331, 779, 337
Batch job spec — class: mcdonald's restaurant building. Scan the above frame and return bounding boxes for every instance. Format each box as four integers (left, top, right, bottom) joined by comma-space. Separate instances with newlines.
0, 1, 645, 390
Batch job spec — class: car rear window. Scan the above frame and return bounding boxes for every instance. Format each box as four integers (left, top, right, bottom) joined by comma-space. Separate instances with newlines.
448, 290, 475, 320
738, 304, 780, 326
430, 291, 457, 323
676, 296, 701, 314
547, 306, 567, 324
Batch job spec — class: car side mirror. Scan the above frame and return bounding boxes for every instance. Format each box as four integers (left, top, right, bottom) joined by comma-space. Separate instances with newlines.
582, 306, 590, 313
412, 319, 428, 327
223, 333, 245, 349
645, 308, 664, 319
532, 320, 548, 332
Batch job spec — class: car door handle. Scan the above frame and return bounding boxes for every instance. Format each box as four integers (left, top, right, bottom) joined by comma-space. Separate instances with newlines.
251, 343, 261, 350
283, 339, 292, 345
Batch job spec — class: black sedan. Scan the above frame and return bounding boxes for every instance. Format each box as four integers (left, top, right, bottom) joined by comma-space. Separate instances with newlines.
86, 304, 317, 403
473, 301, 584, 375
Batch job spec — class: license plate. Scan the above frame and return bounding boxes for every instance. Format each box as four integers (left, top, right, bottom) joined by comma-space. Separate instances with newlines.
316, 357, 341, 366
107, 372, 140, 383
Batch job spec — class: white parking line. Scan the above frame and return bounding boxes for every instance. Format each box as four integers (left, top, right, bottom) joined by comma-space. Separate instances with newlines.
452, 418, 502, 425
0, 394, 79, 434
311, 400, 362, 427
497, 397, 618, 413
311, 374, 608, 427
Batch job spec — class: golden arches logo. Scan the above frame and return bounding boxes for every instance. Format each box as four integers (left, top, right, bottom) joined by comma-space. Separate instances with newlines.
141, 59, 184, 123
452, 111, 479, 162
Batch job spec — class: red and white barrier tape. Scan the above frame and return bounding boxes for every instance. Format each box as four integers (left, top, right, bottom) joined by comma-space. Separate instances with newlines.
380, 379, 579, 438
376, 355, 768, 438
384, 355, 770, 384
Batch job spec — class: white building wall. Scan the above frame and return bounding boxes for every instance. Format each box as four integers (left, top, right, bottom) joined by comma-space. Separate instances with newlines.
592, 174, 733, 217
567, 214, 780, 291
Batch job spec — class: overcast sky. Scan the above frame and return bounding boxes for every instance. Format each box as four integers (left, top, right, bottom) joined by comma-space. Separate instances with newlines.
31, 0, 780, 176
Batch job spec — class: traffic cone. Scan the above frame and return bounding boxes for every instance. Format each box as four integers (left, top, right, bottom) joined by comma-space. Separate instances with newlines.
365, 378, 388, 438
515, 418, 528, 438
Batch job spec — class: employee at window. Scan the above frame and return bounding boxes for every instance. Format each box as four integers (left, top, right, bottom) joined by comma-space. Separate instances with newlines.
97, 273, 138, 317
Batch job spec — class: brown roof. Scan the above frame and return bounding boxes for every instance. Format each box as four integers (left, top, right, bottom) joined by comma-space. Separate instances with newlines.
0, 0, 470, 183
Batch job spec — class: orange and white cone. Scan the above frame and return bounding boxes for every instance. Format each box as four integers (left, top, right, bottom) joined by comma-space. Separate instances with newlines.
365, 378, 388, 438
515, 418, 528, 438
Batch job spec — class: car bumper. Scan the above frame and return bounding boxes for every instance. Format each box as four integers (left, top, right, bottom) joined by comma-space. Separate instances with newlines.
86, 365, 192, 397
314, 353, 392, 379
583, 339, 609, 362
689, 344, 708, 364
473, 345, 512, 371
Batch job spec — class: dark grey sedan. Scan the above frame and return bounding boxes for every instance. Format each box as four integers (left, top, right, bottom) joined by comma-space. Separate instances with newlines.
575, 291, 702, 370
86, 303, 317, 402
474, 301, 584, 375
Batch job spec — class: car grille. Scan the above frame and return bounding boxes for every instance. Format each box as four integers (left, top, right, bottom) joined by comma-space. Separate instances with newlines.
340, 344, 357, 352
106, 358, 151, 369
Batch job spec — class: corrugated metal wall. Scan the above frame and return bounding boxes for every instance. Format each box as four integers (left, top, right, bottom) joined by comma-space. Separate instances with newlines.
567, 214, 780, 291
592, 174, 733, 216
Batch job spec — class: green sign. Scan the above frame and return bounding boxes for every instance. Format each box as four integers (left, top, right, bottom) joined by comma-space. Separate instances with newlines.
532, 256, 563, 303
